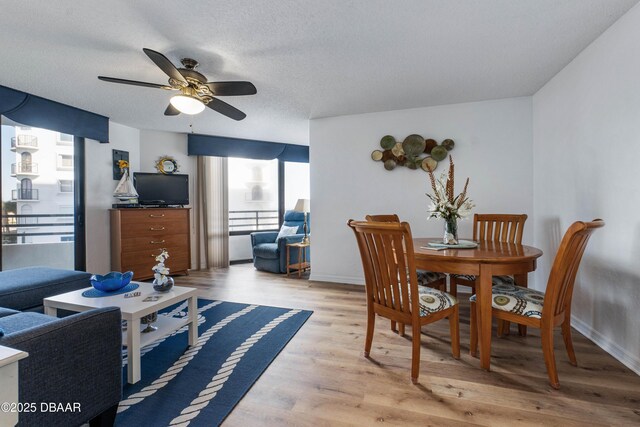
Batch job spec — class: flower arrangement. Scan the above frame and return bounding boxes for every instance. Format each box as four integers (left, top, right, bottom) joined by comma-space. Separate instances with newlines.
152, 249, 171, 285
426, 157, 474, 244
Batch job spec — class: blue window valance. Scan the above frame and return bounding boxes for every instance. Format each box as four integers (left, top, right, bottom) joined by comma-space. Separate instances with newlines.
0, 85, 109, 143
187, 133, 308, 163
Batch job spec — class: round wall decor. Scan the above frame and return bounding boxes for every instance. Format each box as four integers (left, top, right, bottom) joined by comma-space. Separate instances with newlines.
371, 135, 455, 172
155, 156, 179, 174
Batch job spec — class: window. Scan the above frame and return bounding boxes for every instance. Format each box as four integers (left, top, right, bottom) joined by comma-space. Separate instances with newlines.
284, 162, 310, 211
57, 133, 73, 145
19, 178, 33, 200
2, 120, 80, 270
57, 154, 73, 169
59, 180, 73, 193
228, 158, 279, 234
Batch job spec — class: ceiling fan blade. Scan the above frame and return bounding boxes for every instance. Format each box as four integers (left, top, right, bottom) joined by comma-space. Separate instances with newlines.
205, 81, 257, 96
98, 76, 174, 90
164, 104, 181, 116
142, 48, 188, 85
206, 98, 246, 121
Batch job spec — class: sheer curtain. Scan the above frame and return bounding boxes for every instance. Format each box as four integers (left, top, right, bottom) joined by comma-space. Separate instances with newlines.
195, 155, 229, 269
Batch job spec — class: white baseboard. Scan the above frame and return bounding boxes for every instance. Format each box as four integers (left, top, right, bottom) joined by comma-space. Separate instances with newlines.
310, 273, 364, 286
571, 314, 640, 376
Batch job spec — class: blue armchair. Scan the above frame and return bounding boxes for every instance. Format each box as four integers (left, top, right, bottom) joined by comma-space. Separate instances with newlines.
251, 210, 311, 273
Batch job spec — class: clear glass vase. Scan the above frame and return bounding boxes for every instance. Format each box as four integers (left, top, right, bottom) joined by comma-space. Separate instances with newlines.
443, 217, 459, 245
153, 276, 174, 292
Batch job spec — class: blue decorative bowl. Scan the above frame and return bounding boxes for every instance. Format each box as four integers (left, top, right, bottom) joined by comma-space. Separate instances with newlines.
90, 271, 133, 292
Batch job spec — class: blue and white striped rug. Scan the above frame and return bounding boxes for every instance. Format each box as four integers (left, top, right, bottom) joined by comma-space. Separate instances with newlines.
116, 299, 312, 426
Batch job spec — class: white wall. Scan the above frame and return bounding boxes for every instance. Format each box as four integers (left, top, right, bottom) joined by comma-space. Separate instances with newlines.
532, 4, 640, 374
310, 97, 533, 284
139, 130, 197, 268
85, 122, 140, 274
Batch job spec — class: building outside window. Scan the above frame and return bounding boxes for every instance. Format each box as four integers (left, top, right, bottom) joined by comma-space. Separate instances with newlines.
57, 154, 73, 169
58, 180, 73, 193
57, 133, 73, 145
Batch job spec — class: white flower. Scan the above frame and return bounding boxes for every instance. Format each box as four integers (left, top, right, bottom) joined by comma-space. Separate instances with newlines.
426, 159, 473, 222
152, 249, 171, 279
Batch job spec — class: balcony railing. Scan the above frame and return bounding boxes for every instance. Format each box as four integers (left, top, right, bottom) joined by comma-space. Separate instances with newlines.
2, 213, 74, 243
10, 135, 38, 149
229, 209, 279, 235
11, 189, 39, 201
11, 162, 39, 175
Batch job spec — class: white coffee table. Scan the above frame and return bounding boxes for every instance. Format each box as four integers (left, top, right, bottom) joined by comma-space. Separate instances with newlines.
43, 281, 198, 384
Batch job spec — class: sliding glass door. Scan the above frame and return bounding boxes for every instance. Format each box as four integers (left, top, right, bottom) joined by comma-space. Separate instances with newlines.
226, 157, 310, 262
1, 119, 84, 270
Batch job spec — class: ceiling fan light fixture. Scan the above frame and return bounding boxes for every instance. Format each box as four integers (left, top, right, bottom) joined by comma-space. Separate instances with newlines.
170, 94, 205, 115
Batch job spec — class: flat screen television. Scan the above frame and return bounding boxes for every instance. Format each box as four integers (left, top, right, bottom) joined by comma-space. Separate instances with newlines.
133, 173, 189, 206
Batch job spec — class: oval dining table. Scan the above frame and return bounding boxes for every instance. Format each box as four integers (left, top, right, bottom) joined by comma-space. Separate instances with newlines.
413, 238, 543, 371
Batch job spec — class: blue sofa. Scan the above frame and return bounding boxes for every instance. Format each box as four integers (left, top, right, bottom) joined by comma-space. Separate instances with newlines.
251, 210, 311, 274
0, 267, 122, 427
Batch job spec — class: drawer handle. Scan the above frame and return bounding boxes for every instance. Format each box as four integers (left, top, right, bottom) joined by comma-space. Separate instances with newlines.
149, 214, 165, 218
150, 240, 165, 244
150, 226, 166, 231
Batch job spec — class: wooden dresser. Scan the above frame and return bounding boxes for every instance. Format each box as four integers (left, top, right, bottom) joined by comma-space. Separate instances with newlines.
110, 208, 191, 281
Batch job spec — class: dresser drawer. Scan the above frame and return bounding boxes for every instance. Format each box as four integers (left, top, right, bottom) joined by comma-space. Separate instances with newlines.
121, 221, 189, 237
120, 234, 189, 252
119, 209, 187, 225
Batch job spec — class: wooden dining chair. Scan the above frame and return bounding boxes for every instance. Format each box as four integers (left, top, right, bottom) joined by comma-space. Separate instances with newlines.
469, 219, 604, 389
365, 214, 447, 291
365, 214, 448, 336
449, 213, 528, 297
348, 219, 460, 384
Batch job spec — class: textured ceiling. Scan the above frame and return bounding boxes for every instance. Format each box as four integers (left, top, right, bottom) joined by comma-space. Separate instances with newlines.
0, 0, 637, 144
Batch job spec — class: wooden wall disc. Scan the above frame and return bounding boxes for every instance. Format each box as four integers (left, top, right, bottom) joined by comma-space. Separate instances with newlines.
424, 139, 438, 153
384, 159, 397, 170
421, 157, 438, 172
430, 145, 448, 161
380, 135, 396, 150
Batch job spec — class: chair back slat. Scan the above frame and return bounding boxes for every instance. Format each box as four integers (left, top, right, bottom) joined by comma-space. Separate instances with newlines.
473, 214, 528, 244
543, 219, 604, 319
348, 220, 419, 318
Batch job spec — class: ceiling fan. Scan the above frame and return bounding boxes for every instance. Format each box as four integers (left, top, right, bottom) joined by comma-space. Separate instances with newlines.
98, 48, 256, 120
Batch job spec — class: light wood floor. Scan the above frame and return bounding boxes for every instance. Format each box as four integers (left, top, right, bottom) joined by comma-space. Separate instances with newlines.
178, 265, 640, 426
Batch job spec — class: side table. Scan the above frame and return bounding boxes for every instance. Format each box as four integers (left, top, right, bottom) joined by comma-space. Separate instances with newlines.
0, 345, 28, 426
286, 242, 310, 278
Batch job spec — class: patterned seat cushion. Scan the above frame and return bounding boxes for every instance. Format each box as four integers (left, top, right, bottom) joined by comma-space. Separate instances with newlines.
451, 274, 515, 286
469, 282, 545, 318
416, 270, 446, 286
415, 286, 458, 317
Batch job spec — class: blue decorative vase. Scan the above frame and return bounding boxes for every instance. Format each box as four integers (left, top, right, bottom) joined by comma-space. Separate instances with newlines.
90, 271, 133, 292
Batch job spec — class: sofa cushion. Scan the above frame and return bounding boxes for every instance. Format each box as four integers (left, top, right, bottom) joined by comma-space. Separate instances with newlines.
0, 312, 57, 336
276, 225, 299, 240
0, 267, 92, 311
253, 243, 279, 259
0, 308, 20, 318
